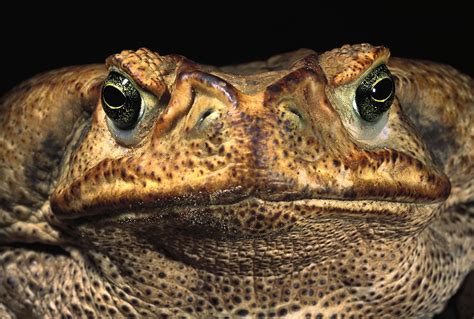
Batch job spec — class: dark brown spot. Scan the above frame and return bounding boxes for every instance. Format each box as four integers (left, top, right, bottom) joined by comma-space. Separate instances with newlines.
236, 309, 249, 316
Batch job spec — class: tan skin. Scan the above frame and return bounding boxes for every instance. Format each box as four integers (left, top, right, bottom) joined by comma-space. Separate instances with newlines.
0, 44, 472, 318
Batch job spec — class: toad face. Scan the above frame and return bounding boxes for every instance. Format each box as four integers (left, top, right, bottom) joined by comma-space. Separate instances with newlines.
0, 44, 472, 318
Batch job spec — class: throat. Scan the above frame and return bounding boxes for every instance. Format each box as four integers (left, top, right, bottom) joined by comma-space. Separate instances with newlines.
74, 216, 375, 276
81, 226, 422, 318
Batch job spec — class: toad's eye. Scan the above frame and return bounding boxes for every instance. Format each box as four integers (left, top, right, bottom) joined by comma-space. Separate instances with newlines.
354, 64, 395, 122
101, 72, 142, 129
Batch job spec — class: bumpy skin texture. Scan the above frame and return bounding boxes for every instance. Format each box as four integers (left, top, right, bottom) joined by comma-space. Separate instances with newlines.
0, 44, 472, 318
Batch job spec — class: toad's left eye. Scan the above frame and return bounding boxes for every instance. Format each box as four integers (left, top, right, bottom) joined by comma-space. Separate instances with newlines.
354, 64, 395, 122
101, 72, 142, 129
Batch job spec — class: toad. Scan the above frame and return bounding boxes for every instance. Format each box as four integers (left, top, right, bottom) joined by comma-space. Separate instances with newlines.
0, 44, 472, 318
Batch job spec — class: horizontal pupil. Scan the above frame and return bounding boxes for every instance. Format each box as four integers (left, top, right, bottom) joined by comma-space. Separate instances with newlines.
103, 85, 126, 107
371, 78, 393, 101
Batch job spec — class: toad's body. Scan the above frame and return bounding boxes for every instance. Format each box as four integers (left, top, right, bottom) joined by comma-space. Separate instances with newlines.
0, 44, 473, 318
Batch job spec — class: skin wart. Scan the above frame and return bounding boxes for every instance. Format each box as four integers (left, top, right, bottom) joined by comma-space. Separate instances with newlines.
0, 44, 473, 318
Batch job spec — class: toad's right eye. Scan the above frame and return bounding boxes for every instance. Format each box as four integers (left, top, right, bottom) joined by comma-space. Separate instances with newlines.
102, 72, 142, 129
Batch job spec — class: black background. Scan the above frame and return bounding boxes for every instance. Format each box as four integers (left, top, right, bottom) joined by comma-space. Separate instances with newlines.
1, 7, 472, 95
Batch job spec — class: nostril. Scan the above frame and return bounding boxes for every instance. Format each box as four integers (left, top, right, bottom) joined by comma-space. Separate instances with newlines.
288, 107, 304, 120
280, 104, 306, 132
193, 108, 222, 132
199, 109, 214, 124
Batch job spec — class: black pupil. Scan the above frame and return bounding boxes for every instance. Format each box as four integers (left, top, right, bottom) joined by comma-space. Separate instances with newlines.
103, 86, 126, 107
371, 78, 393, 101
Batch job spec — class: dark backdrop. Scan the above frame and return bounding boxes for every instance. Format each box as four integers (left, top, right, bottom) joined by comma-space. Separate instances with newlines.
1, 8, 472, 95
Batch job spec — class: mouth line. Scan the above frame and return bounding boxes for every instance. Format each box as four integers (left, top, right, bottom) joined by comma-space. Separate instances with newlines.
71, 195, 431, 224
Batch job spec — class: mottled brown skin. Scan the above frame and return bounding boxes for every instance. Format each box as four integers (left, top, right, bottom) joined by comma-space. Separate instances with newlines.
0, 44, 472, 318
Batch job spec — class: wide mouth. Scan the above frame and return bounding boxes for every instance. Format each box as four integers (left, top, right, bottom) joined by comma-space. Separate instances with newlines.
60, 195, 440, 240
93, 196, 423, 221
